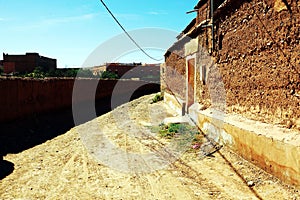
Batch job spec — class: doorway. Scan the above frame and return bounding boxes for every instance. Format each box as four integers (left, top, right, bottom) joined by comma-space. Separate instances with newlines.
186, 57, 195, 113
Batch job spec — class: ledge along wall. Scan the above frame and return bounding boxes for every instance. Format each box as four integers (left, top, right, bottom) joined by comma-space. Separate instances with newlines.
0, 78, 160, 123
164, 93, 300, 187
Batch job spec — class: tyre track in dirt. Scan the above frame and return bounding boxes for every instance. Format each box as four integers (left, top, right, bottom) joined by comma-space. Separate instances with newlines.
122, 127, 190, 200
104, 97, 260, 199
109, 103, 206, 198
127, 100, 225, 195
119, 106, 253, 199
45, 152, 77, 200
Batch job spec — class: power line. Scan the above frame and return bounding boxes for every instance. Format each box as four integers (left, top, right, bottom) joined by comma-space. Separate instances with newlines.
99, 0, 163, 62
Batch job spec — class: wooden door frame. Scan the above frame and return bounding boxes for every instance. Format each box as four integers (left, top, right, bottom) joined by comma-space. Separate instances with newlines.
185, 54, 197, 114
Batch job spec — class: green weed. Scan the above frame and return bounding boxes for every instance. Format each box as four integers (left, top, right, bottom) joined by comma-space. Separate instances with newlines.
151, 93, 164, 104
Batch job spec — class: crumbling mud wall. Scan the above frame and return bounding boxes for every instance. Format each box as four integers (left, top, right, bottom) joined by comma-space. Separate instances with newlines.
0, 78, 159, 123
212, 0, 300, 129
164, 47, 186, 100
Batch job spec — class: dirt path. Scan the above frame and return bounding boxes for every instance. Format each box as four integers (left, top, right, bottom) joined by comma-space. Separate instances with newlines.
1, 94, 299, 199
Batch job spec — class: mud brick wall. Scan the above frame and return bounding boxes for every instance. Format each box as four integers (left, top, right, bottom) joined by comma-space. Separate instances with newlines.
0, 78, 159, 123
197, 3, 209, 24
211, 0, 300, 129
163, 51, 186, 100
163, 36, 188, 101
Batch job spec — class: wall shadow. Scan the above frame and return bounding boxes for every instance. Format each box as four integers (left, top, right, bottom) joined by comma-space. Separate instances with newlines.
0, 108, 76, 156
0, 96, 115, 156
0, 159, 14, 180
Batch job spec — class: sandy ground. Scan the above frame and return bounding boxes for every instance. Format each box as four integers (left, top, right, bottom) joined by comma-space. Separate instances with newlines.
1, 94, 299, 199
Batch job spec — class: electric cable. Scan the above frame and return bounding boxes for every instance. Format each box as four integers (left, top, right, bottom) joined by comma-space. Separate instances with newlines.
99, 0, 163, 62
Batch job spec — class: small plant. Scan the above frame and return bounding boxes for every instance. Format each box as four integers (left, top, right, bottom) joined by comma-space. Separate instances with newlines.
156, 123, 196, 138
168, 123, 184, 133
152, 123, 205, 152
100, 71, 119, 79
151, 93, 163, 104
159, 129, 175, 138
26, 67, 45, 78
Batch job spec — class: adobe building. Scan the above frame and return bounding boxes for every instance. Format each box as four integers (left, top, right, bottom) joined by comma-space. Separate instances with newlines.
162, 0, 300, 186
0, 60, 3, 72
2, 52, 57, 74
106, 63, 160, 81
92, 65, 106, 76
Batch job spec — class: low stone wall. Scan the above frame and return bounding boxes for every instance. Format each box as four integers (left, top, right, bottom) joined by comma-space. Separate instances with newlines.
165, 93, 300, 187
0, 78, 159, 123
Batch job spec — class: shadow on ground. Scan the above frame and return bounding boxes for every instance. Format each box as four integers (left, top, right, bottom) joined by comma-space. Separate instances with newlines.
0, 98, 112, 156
0, 99, 111, 180
0, 159, 14, 180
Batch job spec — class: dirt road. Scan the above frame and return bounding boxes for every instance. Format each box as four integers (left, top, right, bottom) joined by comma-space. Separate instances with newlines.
1, 94, 299, 199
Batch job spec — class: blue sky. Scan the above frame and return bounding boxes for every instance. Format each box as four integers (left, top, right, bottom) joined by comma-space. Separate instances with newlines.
0, 0, 198, 67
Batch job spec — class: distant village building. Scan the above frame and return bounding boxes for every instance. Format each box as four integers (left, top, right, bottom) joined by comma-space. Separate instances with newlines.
92, 65, 106, 76
0, 60, 3, 72
106, 63, 143, 77
101, 63, 160, 81
2, 53, 57, 74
